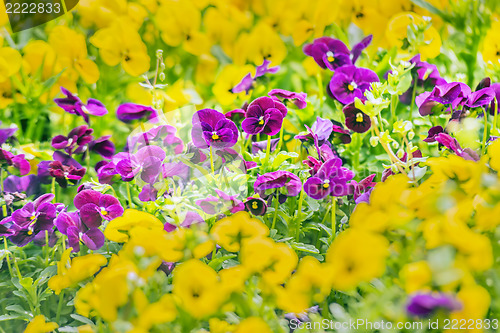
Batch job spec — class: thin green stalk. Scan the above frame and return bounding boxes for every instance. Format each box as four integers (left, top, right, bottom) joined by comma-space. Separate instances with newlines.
409, 77, 418, 122
126, 182, 134, 209
276, 127, 284, 152
264, 135, 272, 169
3, 237, 13, 278
328, 198, 336, 244
209, 146, 215, 175
51, 177, 56, 203
294, 189, 305, 240
493, 97, 499, 135
271, 192, 279, 230
481, 110, 488, 155
1, 169, 6, 216
317, 73, 324, 108
55, 290, 65, 324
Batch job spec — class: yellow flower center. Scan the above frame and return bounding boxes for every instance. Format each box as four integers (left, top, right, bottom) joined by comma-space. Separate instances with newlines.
348, 84, 355, 92
258, 117, 265, 125
27, 229, 33, 235
327, 56, 335, 63
30, 215, 36, 221
212, 134, 219, 140
356, 112, 364, 122
252, 201, 258, 209
323, 183, 330, 189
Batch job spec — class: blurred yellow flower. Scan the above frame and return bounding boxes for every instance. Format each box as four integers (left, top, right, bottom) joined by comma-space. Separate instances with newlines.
48, 26, 99, 84
211, 211, 269, 252
212, 64, 254, 106
24, 315, 58, 333
90, 18, 150, 77
234, 317, 272, 333
173, 259, 226, 319
400, 261, 432, 293
326, 229, 389, 291
104, 209, 164, 242
0, 47, 22, 83
48, 249, 107, 295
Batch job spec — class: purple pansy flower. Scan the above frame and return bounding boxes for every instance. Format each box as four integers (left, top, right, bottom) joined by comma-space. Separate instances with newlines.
343, 103, 371, 133
295, 116, 333, 156
242, 97, 287, 136
52, 125, 94, 156
244, 197, 267, 216
126, 125, 183, 155
407, 293, 461, 317
435, 133, 479, 161
74, 190, 124, 228
304, 37, 352, 70
329, 65, 379, 105
164, 211, 205, 232
232, 59, 280, 94
0, 122, 17, 146
348, 174, 376, 202
9, 194, 56, 246
254, 171, 302, 202
4, 174, 42, 198
252, 138, 280, 154
416, 82, 471, 116
55, 211, 105, 252
196, 189, 245, 215
423, 126, 444, 143
303, 157, 355, 199
465, 87, 495, 108
0, 149, 30, 176
89, 136, 115, 159
138, 184, 159, 202
268, 89, 307, 109
115, 146, 166, 183
116, 103, 159, 123
54, 87, 107, 124
48, 152, 86, 188
350, 35, 373, 64
191, 109, 239, 149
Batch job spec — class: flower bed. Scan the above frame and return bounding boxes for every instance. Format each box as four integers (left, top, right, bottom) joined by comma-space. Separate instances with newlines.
1, 0, 500, 332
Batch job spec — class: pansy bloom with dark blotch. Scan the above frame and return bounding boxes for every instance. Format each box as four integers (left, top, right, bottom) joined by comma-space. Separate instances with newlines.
232, 59, 280, 94
268, 89, 307, 109
0, 122, 17, 146
343, 103, 371, 133
244, 197, 267, 216
407, 293, 461, 317
0, 149, 30, 175
54, 87, 108, 124
329, 65, 379, 105
55, 211, 105, 252
416, 82, 471, 116
116, 103, 159, 123
304, 37, 352, 70
51, 125, 94, 156
191, 109, 239, 149
196, 189, 245, 215
303, 157, 355, 200
48, 152, 86, 188
74, 189, 124, 228
242, 97, 287, 136
254, 171, 302, 203
9, 194, 56, 246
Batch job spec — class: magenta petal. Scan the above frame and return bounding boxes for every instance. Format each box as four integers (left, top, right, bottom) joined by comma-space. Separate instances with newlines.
66, 226, 81, 252
304, 177, 330, 200
103, 204, 124, 221
79, 203, 102, 228
99, 194, 120, 209
81, 228, 105, 250
86, 99, 108, 116
55, 212, 76, 234
74, 190, 101, 210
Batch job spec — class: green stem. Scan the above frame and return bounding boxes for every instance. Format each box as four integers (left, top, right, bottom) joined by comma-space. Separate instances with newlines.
209, 146, 215, 175
276, 127, 284, 152
328, 197, 336, 245
3, 237, 13, 278
390, 94, 398, 123
482, 110, 488, 156
126, 182, 134, 209
317, 73, 324, 109
409, 77, 418, 122
271, 192, 279, 230
264, 135, 272, 169
294, 189, 305, 240
51, 177, 56, 203
55, 290, 65, 324
493, 98, 499, 135
1, 169, 6, 217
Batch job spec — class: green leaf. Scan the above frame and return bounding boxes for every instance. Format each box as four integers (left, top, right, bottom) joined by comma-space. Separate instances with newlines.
291, 242, 320, 254
0, 314, 23, 321
208, 254, 237, 270
70, 314, 95, 326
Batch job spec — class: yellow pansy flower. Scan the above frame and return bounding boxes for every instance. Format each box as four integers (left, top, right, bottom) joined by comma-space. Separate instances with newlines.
24, 315, 58, 333
90, 18, 150, 77
173, 259, 226, 319
0, 47, 22, 83
400, 261, 432, 293
234, 317, 272, 333
210, 211, 269, 252
48, 249, 107, 295
104, 209, 164, 242
326, 229, 389, 291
